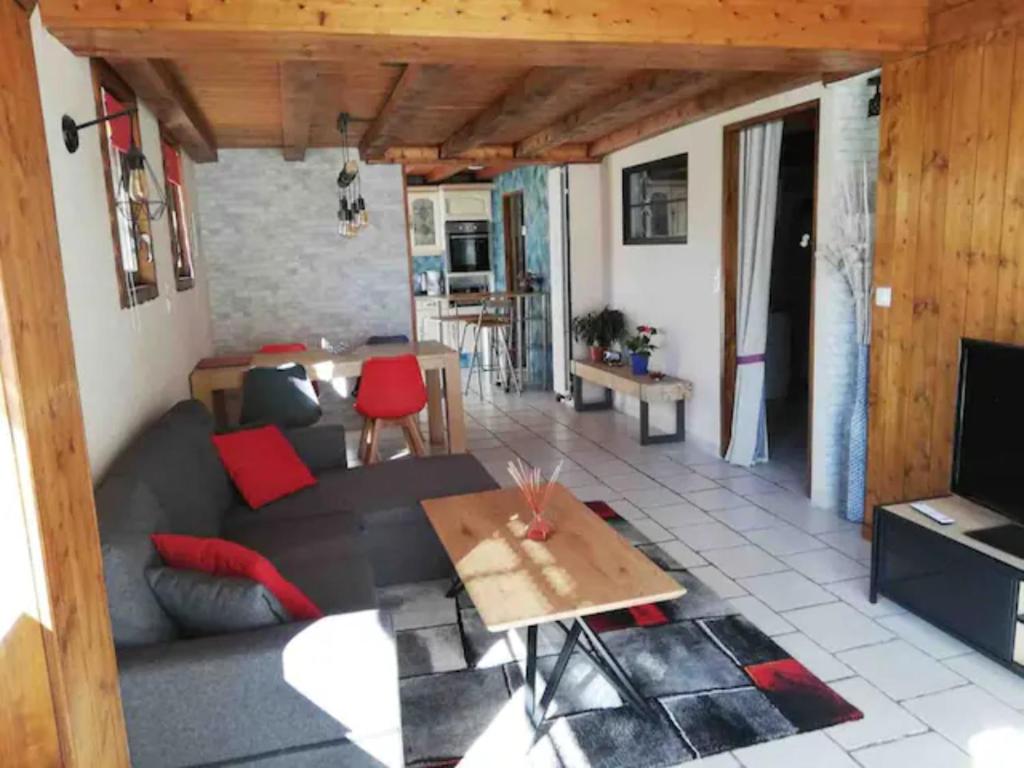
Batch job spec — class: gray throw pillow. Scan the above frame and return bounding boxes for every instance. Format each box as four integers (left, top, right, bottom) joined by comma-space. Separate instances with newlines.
146, 567, 291, 636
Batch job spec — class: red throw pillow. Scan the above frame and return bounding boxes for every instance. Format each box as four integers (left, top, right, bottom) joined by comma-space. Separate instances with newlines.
151, 534, 323, 620
212, 425, 316, 508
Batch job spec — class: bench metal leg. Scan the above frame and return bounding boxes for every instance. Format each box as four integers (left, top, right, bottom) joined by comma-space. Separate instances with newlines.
639, 400, 686, 445
572, 375, 613, 412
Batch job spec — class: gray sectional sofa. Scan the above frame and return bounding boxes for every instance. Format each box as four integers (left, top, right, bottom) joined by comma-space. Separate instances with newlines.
96, 400, 498, 767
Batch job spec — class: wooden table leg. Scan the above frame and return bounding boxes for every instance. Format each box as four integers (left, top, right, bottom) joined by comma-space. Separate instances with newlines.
425, 368, 445, 446
443, 355, 467, 453
190, 374, 215, 414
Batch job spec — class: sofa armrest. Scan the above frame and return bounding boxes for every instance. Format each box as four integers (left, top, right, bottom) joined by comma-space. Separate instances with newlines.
284, 424, 348, 472
117, 611, 400, 768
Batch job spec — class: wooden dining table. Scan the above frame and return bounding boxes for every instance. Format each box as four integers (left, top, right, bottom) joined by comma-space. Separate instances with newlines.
189, 340, 466, 453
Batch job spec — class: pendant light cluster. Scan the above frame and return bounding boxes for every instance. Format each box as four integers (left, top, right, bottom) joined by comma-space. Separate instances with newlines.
337, 112, 369, 237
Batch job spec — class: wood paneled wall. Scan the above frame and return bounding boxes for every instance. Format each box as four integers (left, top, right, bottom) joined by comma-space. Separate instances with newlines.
1, 0, 129, 763
866, 22, 1024, 528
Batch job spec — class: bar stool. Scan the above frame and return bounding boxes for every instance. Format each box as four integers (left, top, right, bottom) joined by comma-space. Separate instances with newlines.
464, 295, 522, 398
355, 355, 428, 464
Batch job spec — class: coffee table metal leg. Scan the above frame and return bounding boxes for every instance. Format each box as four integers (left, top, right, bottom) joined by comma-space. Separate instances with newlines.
445, 574, 463, 598
531, 621, 582, 727
524, 625, 538, 723
577, 619, 653, 715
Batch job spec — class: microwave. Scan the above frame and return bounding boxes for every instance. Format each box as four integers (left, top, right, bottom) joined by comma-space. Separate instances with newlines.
446, 220, 491, 273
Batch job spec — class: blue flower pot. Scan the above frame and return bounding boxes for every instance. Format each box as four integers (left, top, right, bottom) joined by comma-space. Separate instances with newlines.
630, 354, 650, 376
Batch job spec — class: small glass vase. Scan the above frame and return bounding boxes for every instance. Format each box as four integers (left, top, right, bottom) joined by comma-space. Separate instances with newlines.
526, 514, 554, 542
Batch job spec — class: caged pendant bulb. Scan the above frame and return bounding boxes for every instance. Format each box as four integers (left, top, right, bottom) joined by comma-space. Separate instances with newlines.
335, 112, 369, 238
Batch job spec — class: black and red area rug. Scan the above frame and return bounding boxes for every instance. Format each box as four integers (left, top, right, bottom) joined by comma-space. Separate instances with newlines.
379, 501, 862, 767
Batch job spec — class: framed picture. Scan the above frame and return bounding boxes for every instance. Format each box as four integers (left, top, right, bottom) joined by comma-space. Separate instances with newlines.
622, 153, 688, 245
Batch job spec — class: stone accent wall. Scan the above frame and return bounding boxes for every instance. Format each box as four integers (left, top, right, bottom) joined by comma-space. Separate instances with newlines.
811, 72, 881, 510
194, 149, 412, 353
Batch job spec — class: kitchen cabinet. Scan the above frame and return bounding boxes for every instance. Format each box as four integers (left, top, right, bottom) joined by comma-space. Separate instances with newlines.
442, 186, 492, 221
407, 188, 444, 255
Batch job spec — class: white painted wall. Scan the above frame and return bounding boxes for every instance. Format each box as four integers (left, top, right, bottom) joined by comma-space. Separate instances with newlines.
565, 164, 613, 404
594, 79, 878, 507
599, 83, 826, 456
548, 167, 569, 395
31, 12, 215, 479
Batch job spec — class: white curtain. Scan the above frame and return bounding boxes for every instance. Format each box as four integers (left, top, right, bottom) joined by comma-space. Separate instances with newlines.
726, 120, 784, 466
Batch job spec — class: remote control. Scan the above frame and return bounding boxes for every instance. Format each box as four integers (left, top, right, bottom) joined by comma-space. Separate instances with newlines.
909, 501, 955, 525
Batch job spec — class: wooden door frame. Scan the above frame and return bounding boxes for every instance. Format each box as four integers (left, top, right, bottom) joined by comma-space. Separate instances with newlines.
720, 100, 819, 496
1, 1, 130, 763
502, 190, 525, 289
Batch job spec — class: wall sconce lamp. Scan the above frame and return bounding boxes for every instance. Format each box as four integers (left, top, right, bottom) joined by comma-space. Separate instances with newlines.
867, 76, 882, 118
61, 109, 135, 154
60, 108, 166, 221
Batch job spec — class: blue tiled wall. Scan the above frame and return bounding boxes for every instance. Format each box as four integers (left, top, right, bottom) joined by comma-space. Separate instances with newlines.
490, 166, 552, 389
412, 254, 444, 276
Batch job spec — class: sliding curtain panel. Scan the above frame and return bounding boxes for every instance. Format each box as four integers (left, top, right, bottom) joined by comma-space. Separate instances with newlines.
726, 121, 783, 467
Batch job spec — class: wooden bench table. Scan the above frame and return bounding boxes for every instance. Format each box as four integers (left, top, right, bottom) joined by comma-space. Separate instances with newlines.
570, 359, 693, 445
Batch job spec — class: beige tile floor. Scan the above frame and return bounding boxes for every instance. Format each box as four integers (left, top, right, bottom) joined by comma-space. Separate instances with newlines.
326, 383, 1024, 768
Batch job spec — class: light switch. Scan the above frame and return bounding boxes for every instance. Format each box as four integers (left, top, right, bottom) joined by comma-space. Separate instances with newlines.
875, 286, 892, 307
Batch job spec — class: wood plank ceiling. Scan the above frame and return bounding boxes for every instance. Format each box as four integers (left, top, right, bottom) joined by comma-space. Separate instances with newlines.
38, 0, 932, 176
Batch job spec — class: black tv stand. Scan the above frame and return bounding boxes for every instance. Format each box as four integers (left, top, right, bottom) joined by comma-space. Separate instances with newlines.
966, 524, 1024, 561
872, 496, 1024, 676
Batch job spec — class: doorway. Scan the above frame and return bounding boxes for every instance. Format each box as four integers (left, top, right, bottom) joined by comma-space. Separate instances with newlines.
502, 191, 526, 290
722, 102, 818, 494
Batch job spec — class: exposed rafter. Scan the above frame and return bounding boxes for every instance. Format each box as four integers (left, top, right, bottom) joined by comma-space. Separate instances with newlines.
41, 0, 926, 72
424, 165, 469, 183
588, 72, 822, 157
517, 70, 711, 158
105, 58, 217, 163
279, 61, 318, 161
441, 67, 583, 158
376, 143, 592, 165
360, 64, 453, 158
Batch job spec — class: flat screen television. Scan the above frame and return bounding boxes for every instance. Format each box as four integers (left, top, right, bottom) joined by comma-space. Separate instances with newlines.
952, 338, 1024, 526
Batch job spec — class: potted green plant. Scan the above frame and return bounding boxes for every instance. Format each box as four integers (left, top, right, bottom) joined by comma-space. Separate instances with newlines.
625, 325, 658, 375
595, 307, 626, 351
572, 310, 604, 361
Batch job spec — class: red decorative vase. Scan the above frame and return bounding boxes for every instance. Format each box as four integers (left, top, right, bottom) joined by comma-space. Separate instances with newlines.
526, 516, 554, 542
589, 346, 605, 362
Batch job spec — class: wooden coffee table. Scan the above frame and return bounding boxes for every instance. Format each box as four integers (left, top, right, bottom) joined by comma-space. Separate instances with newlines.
421, 483, 685, 726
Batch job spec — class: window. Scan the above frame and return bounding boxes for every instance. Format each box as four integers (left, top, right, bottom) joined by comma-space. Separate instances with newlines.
161, 140, 195, 291
93, 62, 158, 307
622, 153, 688, 245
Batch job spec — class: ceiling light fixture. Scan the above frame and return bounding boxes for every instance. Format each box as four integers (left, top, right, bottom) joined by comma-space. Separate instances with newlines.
337, 112, 368, 238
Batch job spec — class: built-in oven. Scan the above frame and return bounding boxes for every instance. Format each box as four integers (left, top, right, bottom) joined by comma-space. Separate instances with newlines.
446, 220, 491, 274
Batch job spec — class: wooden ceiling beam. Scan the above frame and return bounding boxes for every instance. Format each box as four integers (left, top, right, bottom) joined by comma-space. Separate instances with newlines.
280, 61, 318, 161
588, 71, 822, 157
377, 144, 593, 165
360, 64, 452, 158
424, 165, 469, 183
39, 0, 926, 71
105, 58, 217, 163
516, 70, 711, 158
475, 164, 516, 181
441, 67, 583, 158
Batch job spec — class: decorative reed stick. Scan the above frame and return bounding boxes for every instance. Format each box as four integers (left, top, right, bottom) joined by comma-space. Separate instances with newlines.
507, 458, 563, 541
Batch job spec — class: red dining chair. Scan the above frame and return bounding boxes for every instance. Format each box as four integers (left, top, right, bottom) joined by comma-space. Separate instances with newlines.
259, 343, 307, 353
354, 355, 428, 464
